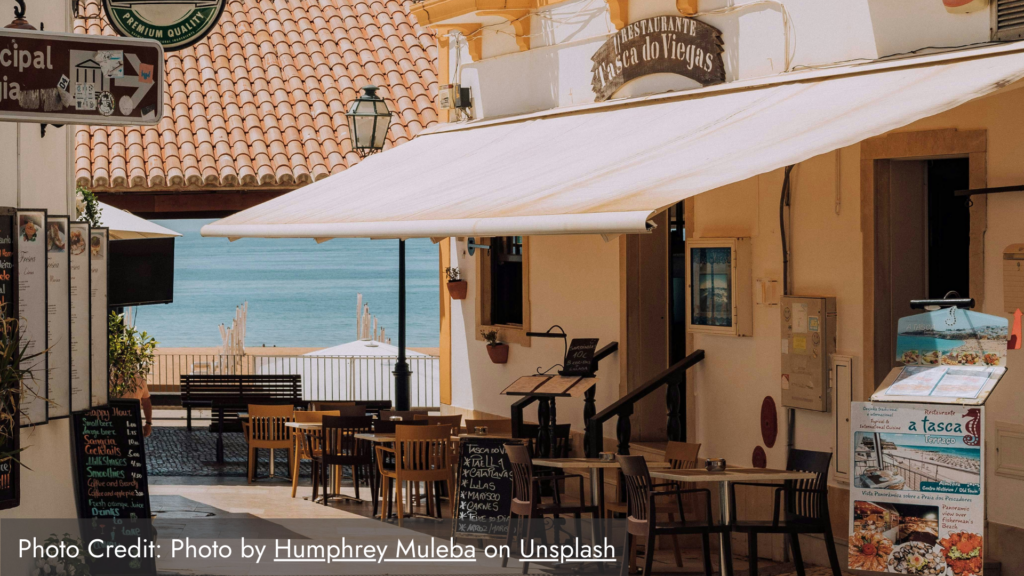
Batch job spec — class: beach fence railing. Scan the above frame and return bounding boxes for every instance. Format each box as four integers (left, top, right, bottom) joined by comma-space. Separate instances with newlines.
147, 353, 440, 407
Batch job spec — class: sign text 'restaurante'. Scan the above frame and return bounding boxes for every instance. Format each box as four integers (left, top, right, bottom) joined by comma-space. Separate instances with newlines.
591, 16, 725, 101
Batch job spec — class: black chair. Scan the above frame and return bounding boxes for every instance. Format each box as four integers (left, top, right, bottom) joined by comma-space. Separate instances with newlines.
617, 455, 723, 576
518, 423, 572, 458
729, 449, 842, 576
308, 416, 375, 506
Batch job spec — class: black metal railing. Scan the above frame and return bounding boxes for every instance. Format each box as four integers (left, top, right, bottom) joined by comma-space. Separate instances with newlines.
585, 349, 705, 458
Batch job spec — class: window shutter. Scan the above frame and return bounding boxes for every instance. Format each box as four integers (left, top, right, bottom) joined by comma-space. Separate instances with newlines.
995, 0, 1024, 41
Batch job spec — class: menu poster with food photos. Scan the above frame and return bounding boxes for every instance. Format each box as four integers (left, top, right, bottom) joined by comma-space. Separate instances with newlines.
68, 222, 91, 412
17, 210, 48, 427
850, 402, 985, 575
45, 215, 71, 419
89, 228, 108, 407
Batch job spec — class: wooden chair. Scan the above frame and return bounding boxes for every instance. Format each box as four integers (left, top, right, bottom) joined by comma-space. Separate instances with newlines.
246, 404, 295, 484
617, 455, 723, 576
291, 410, 339, 498
310, 401, 356, 411
730, 449, 842, 576
465, 418, 512, 435
414, 414, 462, 435
311, 416, 376, 506
503, 443, 599, 573
518, 423, 572, 458
380, 409, 427, 421
375, 425, 455, 526
606, 442, 702, 569
373, 419, 428, 434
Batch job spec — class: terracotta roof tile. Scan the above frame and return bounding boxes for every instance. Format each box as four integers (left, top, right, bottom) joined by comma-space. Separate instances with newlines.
75, 0, 438, 193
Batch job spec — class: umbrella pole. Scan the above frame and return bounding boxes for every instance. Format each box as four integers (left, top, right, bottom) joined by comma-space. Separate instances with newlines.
394, 239, 411, 410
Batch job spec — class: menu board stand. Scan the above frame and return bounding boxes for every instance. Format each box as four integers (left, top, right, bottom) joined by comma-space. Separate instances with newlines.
0, 208, 19, 510
849, 306, 1006, 575
46, 215, 71, 419
89, 228, 108, 407
17, 209, 48, 427
452, 437, 518, 539
68, 222, 91, 412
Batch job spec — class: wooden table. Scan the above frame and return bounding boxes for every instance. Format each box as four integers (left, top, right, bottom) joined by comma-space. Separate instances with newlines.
649, 467, 817, 576
531, 457, 672, 519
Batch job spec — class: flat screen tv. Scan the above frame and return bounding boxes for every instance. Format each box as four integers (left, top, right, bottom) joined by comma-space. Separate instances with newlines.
108, 238, 174, 307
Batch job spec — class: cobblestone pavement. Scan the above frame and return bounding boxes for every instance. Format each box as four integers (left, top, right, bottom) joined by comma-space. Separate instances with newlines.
145, 426, 313, 477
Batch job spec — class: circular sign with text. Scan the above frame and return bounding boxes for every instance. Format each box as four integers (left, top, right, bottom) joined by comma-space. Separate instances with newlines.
103, 0, 226, 51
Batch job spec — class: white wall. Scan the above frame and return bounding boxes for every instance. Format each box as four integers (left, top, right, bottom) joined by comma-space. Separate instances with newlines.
449, 234, 621, 432
0, 0, 78, 519
454, 0, 994, 120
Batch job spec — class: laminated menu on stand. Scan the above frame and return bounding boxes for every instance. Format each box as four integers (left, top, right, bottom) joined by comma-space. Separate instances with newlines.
17, 209, 48, 427
68, 222, 91, 412
46, 215, 71, 419
90, 228, 108, 407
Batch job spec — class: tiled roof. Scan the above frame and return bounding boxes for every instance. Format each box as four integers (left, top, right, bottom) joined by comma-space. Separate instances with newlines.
74, 0, 439, 192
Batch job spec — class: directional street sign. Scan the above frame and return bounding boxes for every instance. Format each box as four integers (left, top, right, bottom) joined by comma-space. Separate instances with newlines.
0, 28, 163, 126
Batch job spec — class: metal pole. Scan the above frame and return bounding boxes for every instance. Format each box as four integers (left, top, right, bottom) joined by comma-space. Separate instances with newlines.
393, 239, 411, 410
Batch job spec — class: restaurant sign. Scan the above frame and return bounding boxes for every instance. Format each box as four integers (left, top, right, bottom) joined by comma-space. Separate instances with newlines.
591, 16, 725, 102
103, 0, 226, 51
0, 29, 163, 125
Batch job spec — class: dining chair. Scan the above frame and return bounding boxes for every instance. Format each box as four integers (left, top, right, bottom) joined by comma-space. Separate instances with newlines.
518, 423, 572, 458
502, 443, 599, 573
606, 442, 702, 569
465, 418, 512, 435
617, 454, 723, 576
373, 419, 428, 434
310, 401, 356, 411
375, 424, 455, 526
414, 414, 462, 435
246, 404, 295, 484
380, 410, 425, 421
729, 449, 842, 576
290, 410, 340, 498
310, 416, 376, 506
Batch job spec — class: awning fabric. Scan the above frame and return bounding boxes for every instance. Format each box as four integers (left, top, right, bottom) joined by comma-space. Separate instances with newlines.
99, 202, 182, 240
202, 43, 1024, 240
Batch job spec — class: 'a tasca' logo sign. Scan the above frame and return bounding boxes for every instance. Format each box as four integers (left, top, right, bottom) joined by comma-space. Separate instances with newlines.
103, 0, 226, 52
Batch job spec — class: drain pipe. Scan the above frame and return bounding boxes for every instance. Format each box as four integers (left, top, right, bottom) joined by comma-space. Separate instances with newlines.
779, 165, 795, 564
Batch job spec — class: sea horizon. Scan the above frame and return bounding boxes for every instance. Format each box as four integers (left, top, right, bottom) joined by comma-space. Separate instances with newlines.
132, 219, 440, 349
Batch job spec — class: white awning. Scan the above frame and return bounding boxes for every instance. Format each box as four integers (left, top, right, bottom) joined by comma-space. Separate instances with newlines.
202, 43, 1024, 240
100, 202, 182, 240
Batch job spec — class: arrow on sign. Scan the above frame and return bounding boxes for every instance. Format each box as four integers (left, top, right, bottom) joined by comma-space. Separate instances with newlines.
118, 53, 154, 106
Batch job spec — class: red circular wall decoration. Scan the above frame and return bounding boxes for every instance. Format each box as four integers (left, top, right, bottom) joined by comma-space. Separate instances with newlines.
761, 396, 778, 448
752, 446, 767, 468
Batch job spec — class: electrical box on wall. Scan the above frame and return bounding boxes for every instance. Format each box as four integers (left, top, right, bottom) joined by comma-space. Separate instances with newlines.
685, 238, 753, 337
438, 84, 472, 110
781, 295, 836, 412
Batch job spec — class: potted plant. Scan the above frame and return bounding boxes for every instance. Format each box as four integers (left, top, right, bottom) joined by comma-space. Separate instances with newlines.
446, 266, 467, 300
108, 311, 158, 399
481, 329, 509, 364
0, 313, 44, 466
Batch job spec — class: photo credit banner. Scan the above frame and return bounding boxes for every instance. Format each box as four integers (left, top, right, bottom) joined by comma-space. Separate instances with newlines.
849, 402, 985, 575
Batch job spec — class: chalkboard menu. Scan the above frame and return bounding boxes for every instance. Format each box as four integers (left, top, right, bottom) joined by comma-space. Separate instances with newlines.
71, 399, 151, 520
453, 437, 515, 538
0, 208, 18, 510
563, 338, 599, 376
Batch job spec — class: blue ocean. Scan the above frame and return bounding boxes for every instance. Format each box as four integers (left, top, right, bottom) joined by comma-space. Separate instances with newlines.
132, 219, 440, 348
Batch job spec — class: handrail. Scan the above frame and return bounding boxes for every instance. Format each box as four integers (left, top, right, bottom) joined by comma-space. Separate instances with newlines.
586, 349, 704, 457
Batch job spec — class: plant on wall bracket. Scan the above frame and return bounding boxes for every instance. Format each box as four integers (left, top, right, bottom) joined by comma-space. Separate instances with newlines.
108, 311, 158, 398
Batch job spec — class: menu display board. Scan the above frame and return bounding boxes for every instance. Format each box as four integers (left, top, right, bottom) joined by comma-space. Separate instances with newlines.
68, 222, 91, 412
563, 338, 599, 375
46, 216, 71, 419
453, 437, 515, 538
0, 209, 19, 510
90, 228, 108, 407
71, 399, 151, 519
17, 210, 47, 426
849, 402, 984, 575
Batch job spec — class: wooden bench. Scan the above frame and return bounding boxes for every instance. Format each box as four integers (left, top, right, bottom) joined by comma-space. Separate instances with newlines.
181, 374, 303, 432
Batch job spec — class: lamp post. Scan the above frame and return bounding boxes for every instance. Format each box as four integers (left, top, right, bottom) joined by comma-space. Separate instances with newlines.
345, 86, 409, 407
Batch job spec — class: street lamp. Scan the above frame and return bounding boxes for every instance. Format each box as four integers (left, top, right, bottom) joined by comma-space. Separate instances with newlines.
345, 85, 392, 157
